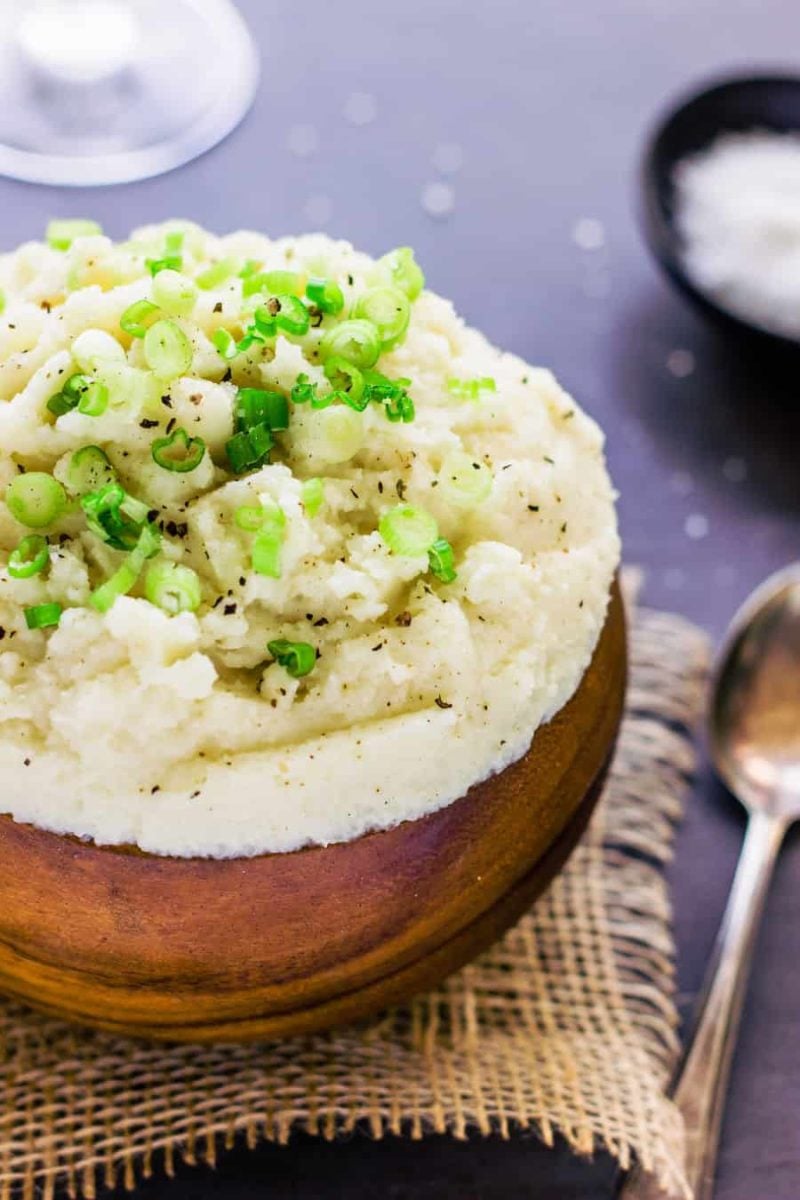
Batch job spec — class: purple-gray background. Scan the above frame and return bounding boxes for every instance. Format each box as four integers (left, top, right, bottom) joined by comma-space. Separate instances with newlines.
6, 1, 798, 1196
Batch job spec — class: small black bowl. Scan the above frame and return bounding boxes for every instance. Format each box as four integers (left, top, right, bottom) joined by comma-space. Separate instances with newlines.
640, 73, 800, 356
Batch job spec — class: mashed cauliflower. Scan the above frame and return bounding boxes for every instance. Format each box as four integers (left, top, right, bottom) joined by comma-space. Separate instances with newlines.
0, 220, 619, 857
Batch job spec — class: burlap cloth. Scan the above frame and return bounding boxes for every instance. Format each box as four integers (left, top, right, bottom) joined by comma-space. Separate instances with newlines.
0, 602, 710, 1200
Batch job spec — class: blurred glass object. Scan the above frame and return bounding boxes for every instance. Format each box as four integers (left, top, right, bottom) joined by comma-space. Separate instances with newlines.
0, 0, 259, 185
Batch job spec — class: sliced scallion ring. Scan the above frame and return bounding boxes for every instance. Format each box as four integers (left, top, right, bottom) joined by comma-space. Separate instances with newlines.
267, 638, 316, 678
5, 473, 66, 529
151, 427, 206, 473
319, 318, 381, 369
151, 269, 197, 317
376, 246, 425, 300
120, 298, 161, 338
89, 523, 161, 613
144, 561, 202, 614
353, 285, 411, 350
143, 319, 193, 378
66, 446, 116, 496
378, 504, 438, 557
438, 451, 493, 508
24, 602, 63, 629
305, 277, 344, 315
7, 535, 49, 579
428, 537, 457, 583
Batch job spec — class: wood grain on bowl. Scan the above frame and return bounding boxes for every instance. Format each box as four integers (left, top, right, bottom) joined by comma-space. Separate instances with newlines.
0, 583, 626, 1042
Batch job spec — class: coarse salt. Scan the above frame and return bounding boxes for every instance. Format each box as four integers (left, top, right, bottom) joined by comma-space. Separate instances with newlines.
675, 130, 800, 338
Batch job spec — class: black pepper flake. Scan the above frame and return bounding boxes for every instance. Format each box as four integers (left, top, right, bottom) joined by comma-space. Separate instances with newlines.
151, 785, 161, 794
161, 394, 173, 408
190, 790, 202, 798
371, 642, 384, 652
561, 522, 567, 533
222, 368, 233, 382
313, 616, 329, 627
434, 697, 452, 709
213, 301, 223, 313
139, 418, 159, 429
378, 481, 384, 493
212, 596, 224, 609
544, 455, 555, 465
223, 602, 237, 615
165, 520, 188, 538
0, 628, 5, 641
347, 273, 354, 285
396, 479, 407, 500
350, 487, 359, 499
395, 611, 412, 627
239, 576, 246, 586
528, 505, 539, 512
166, 417, 177, 434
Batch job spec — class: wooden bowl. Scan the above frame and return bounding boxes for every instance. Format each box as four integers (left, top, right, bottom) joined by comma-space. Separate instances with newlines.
0, 583, 626, 1042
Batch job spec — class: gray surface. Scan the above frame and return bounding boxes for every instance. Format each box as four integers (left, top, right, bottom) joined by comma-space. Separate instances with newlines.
2, 2, 799, 1196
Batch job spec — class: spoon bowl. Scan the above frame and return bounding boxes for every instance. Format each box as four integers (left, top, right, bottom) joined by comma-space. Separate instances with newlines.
711, 562, 800, 819
640, 73, 800, 358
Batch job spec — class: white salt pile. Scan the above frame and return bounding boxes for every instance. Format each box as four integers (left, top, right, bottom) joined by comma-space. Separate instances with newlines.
675, 130, 800, 338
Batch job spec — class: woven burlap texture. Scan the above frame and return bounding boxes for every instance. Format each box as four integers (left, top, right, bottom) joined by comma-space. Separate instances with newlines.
0, 605, 709, 1200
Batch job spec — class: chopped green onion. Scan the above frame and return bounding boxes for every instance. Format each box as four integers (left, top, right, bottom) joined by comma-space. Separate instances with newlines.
301, 477, 324, 517
120, 298, 160, 338
5, 473, 66, 529
234, 504, 267, 532
81, 482, 150, 550
90, 523, 161, 613
212, 328, 238, 360
46, 391, 75, 417
353, 286, 410, 350
319, 319, 381, 369
196, 258, 238, 289
7, 535, 49, 579
66, 445, 115, 496
290, 373, 319, 405
267, 638, 316, 678
71, 329, 125, 371
77, 380, 110, 416
144, 560, 202, 614
428, 537, 457, 583
151, 427, 206, 473
238, 259, 261, 279
46, 219, 102, 251
376, 247, 425, 301
305, 277, 344, 315
24, 602, 62, 630
323, 356, 367, 410
379, 504, 438, 557
151, 268, 197, 317
146, 231, 184, 276
243, 269, 303, 297
252, 525, 283, 578
446, 376, 497, 401
235, 387, 289, 433
225, 426, 273, 474
438, 451, 493, 508
143, 319, 193, 378
363, 370, 415, 422
48, 373, 109, 418
273, 294, 310, 337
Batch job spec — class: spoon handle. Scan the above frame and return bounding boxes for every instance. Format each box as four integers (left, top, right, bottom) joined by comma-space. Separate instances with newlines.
619, 808, 785, 1200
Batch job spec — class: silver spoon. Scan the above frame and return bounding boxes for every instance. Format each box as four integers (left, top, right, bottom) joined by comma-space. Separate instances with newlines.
621, 563, 800, 1200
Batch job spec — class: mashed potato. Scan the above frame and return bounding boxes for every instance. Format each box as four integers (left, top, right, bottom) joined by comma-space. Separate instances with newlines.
0, 221, 619, 857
